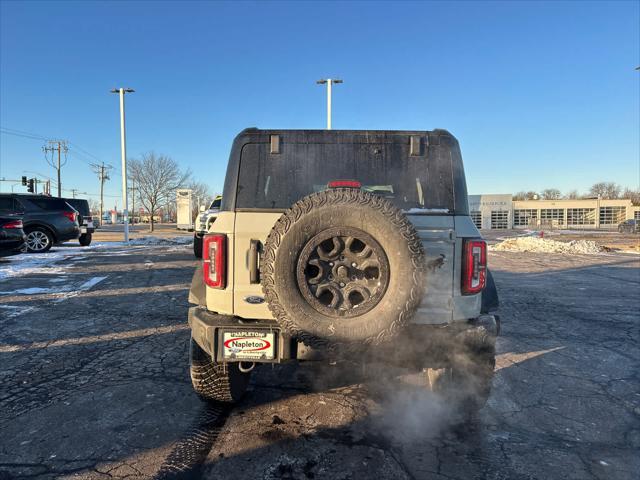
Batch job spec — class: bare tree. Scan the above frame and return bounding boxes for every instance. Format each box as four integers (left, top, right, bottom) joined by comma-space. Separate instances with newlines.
622, 187, 640, 205
564, 190, 580, 200
128, 153, 190, 232
589, 182, 621, 199
541, 188, 562, 200
188, 180, 214, 218
512, 191, 527, 201
513, 191, 539, 201
87, 198, 100, 216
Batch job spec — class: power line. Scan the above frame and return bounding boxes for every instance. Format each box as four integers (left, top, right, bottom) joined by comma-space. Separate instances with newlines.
67, 141, 104, 163
0, 128, 48, 141
2, 126, 110, 169
67, 150, 95, 167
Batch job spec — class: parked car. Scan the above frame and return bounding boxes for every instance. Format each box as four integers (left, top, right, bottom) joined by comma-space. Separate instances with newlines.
193, 195, 222, 258
0, 215, 26, 257
187, 128, 499, 421
618, 219, 639, 233
0, 194, 80, 253
63, 198, 95, 246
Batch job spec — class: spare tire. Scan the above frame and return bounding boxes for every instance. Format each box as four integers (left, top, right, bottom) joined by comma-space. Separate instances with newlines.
261, 189, 425, 349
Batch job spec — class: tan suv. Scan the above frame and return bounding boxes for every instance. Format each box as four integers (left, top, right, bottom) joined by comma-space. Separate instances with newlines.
188, 129, 499, 417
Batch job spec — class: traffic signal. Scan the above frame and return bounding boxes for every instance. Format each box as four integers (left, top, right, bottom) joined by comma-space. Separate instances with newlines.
27, 179, 35, 193
21, 176, 27, 186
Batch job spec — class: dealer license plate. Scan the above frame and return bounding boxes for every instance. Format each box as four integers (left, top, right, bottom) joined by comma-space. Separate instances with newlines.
221, 330, 276, 361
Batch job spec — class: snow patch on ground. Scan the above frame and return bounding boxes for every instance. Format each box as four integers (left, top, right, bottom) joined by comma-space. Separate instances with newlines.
0, 248, 88, 280
490, 237, 607, 254
127, 236, 193, 246
0, 305, 39, 319
0, 237, 191, 281
0, 276, 107, 297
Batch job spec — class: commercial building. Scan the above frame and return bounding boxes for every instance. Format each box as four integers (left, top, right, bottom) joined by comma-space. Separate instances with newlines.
468, 194, 640, 230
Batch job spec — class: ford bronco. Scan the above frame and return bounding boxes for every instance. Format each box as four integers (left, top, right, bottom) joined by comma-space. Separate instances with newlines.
188, 128, 499, 416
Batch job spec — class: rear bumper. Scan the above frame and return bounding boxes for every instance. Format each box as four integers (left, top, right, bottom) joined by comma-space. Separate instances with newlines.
0, 238, 26, 254
56, 225, 80, 242
189, 306, 499, 364
188, 307, 295, 363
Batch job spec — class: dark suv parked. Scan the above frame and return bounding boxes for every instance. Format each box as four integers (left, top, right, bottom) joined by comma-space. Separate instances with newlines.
0, 194, 80, 253
64, 198, 95, 246
0, 215, 26, 256
618, 219, 639, 233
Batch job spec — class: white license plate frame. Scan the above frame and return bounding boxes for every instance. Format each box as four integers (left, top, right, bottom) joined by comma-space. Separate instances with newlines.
219, 329, 277, 361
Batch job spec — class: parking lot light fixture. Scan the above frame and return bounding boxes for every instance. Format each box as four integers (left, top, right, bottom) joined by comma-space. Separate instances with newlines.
110, 87, 135, 242
316, 78, 342, 130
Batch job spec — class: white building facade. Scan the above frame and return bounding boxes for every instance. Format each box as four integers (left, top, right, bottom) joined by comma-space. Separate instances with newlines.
468, 194, 640, 230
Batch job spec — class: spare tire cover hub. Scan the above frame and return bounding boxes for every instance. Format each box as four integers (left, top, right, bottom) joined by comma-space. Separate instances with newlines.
296, 227, 389, 318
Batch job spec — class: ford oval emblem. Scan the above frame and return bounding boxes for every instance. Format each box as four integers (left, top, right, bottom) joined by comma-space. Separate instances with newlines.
244, 296, 265, 305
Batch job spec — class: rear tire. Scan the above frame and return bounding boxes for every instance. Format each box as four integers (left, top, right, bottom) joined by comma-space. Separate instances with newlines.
24, 227, 53, 253
189, 336, 251, 403
79, 233, 92, 246
425, 327, 495, 421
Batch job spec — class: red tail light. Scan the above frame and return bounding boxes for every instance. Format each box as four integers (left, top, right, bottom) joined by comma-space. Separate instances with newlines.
328, 180, 361, 189
4, 220, 23, 229
462, 239, 487, 295
203, 234, 227, 289
62, 211, 76, 222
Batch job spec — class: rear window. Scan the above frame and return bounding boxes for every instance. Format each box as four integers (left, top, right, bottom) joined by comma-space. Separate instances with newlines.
24, 197, 72, 211
235, 142, 455, 211
0, 197, 16, 213
65, 199, 90, 215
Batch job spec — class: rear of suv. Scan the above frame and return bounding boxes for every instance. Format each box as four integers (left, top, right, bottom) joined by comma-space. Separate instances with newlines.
64, 198, 95, 246
187, 129, 499, 416
0, 194, 80, 253
193, 195, 222, 258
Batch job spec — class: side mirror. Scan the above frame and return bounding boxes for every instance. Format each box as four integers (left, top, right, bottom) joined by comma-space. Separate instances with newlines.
199, 206, 205, 212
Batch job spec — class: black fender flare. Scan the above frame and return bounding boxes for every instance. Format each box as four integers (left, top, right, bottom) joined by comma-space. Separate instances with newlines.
188, 264, 206, 306
481, 269, 499, 314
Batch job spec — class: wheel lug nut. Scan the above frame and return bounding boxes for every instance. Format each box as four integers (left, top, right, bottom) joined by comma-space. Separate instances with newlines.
339, 282, 345, 287
329, 262, 334, 266
351, 262, 357, 267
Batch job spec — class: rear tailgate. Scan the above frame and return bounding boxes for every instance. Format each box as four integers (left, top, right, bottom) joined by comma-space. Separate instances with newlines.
409, 215, 455, 324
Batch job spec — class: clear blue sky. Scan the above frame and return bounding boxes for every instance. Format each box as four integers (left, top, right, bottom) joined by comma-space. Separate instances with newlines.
1, 0, 638, 206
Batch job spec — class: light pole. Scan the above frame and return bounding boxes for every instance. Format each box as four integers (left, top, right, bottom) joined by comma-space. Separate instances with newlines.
111, 87, 134, 242
316, 78, 342, 129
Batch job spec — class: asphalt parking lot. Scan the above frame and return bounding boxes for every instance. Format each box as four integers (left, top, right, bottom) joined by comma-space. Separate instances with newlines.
0, 240, 638, 479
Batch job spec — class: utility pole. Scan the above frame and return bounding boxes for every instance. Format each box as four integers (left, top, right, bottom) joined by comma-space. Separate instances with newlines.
70, 189, 78, 198
111, 87, 134, 242
316, 78, 343, 129
91, 162, 112, 225
43, 140, 68, 197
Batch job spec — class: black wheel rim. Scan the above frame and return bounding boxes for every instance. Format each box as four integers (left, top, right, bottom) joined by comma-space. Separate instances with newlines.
296, 227, 389, 318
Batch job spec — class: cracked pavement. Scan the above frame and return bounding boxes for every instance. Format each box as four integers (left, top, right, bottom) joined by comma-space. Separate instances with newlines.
0, 243, 638, 479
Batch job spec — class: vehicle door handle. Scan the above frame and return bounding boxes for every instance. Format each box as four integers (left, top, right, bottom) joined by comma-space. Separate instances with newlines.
249, 239, 261, 284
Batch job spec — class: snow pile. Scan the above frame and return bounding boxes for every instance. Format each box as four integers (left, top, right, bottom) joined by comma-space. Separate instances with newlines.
491, 237, 606, 254
0, 248, 88, 279
127, 236, 193, 246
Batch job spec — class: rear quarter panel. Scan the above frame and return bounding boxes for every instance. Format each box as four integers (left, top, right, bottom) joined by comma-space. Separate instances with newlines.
205, 212, 236, 315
